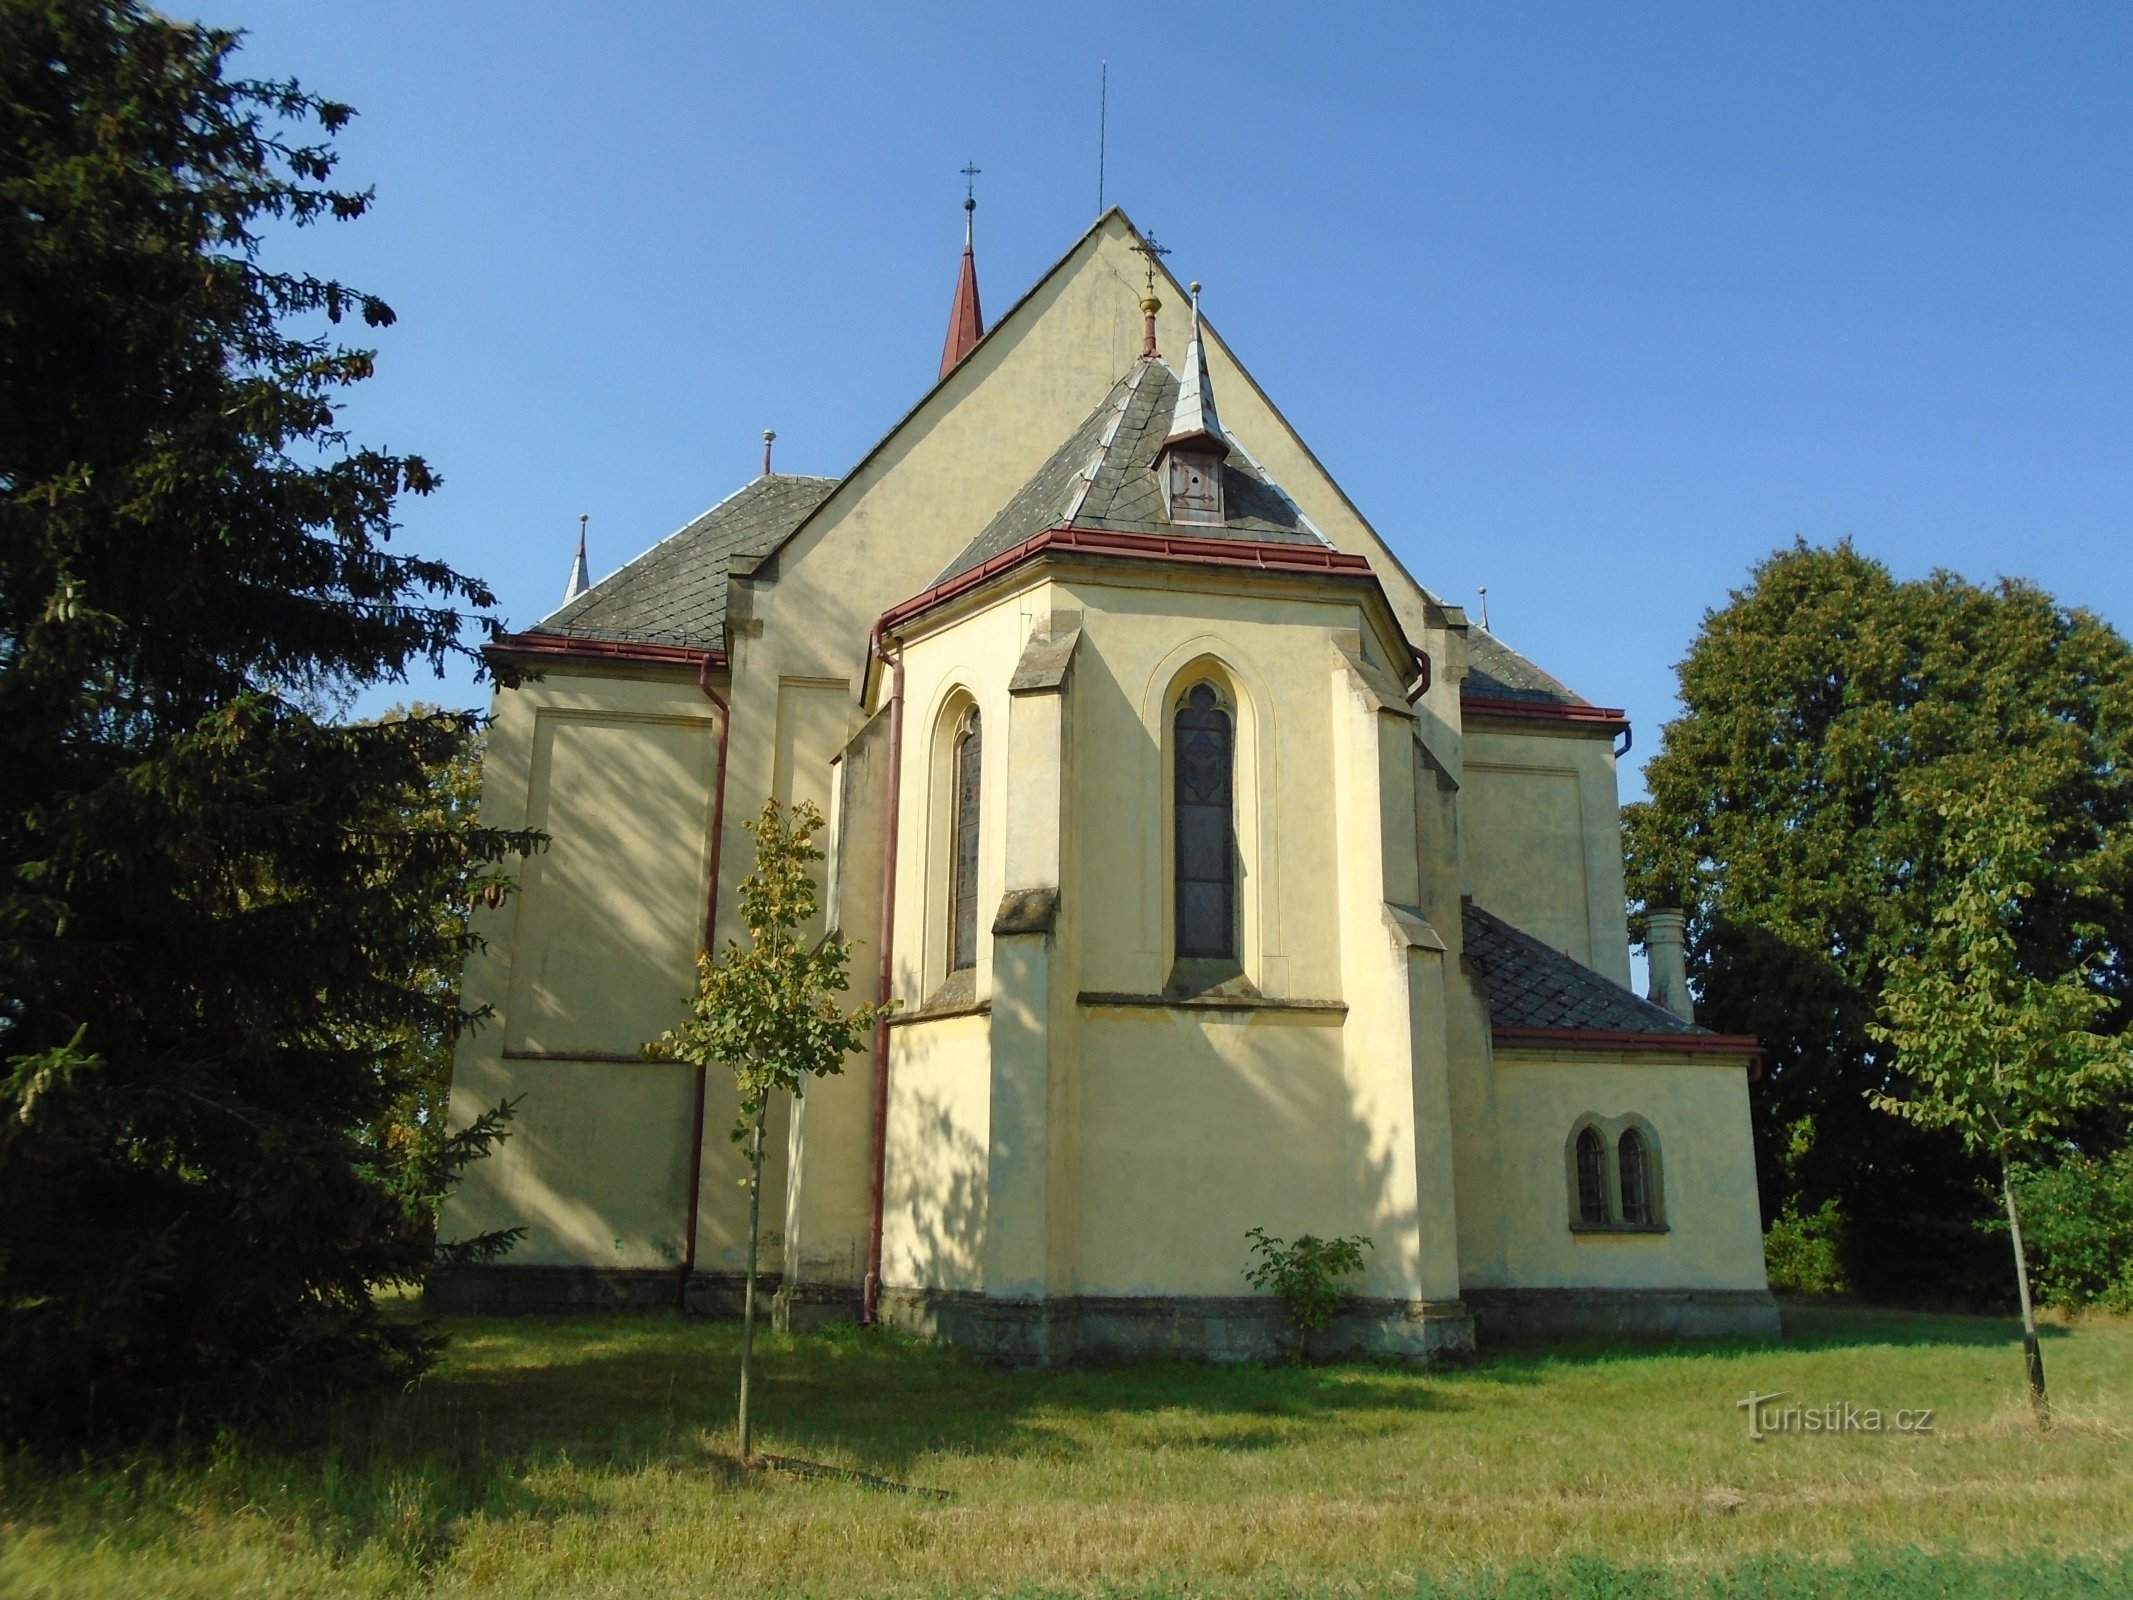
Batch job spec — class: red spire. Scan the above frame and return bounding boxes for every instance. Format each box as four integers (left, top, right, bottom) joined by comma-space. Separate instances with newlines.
938, 196, 984, 378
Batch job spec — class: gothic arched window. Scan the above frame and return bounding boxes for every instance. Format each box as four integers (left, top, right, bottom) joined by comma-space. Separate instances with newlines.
1173, 682, 1236, 961
950, 706, 981, 973
1618, 1126, 1651, 1225
1574, 1125, 1609, 1225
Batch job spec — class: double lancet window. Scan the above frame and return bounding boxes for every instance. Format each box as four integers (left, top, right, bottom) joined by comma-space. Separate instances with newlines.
1173, 682, 1236, 963
949, 706, 981, 974
1569, 1118, 1664, 1231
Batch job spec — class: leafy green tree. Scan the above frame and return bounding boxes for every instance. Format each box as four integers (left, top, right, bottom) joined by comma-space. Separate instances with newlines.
0, 1, 535, 1442
1624, 542, 2133, 1298
1868, 773, 2128, 1425
645, 799, 885, 1464
2009, 1148, 2133, 1315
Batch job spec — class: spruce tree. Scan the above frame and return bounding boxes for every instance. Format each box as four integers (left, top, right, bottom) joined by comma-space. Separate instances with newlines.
0, 0, 534, 1442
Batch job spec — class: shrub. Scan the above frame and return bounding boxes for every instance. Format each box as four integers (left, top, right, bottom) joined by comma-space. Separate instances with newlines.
1764, 1199, 1850, 1295
1243, 1227, 1372, 1355
2008, 1148, 2133, 1313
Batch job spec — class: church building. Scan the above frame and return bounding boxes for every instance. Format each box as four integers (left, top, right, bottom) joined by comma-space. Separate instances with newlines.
433, 206, 1777, 1359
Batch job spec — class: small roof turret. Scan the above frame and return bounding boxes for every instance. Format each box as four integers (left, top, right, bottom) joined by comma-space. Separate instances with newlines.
1163, 283, 1229, 456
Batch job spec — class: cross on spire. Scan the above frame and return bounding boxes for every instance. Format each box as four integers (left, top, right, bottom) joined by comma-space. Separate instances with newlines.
1131, 233, 1171, 358
1130, 232, 1171, 297
939, 167, 987, 378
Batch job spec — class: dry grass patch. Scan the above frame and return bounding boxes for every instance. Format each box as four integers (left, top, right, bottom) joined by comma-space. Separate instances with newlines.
0, 1303, 2128, 1597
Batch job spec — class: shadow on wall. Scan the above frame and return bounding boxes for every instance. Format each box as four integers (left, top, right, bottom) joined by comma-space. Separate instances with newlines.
885, 1086, 988, 1293
509, 716, 714, 1056
868, 629, 1426, 1310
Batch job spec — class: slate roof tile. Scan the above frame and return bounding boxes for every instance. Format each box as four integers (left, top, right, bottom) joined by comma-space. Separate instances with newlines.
1462, 901, 1702, 1035
931, 360, 1327, 586
926, 365, 1588, 711
533, 473, 836, 651
1464, 628, 1588, 706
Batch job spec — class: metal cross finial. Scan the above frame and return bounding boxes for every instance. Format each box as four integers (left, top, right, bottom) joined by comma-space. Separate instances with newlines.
961, 162, 981, 210
1130, 232, 1171, 296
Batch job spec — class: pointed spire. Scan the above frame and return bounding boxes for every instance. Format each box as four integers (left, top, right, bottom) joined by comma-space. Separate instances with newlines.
1164, 282, 1229, 455
939, 167, 985, 377
562, 514, 590, 605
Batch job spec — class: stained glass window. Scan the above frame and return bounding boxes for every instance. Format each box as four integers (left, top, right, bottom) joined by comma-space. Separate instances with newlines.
1174, 683, 1235, 960
1618, 1126, 1650, 1225
1575, 1126, 1609, 1225
951, 708, 981, 973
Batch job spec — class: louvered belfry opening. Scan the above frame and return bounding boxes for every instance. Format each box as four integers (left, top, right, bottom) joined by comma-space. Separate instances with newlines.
1173, 683, 1236, 961
1576, 1126, 1610, 1224
950, 708, 982, 973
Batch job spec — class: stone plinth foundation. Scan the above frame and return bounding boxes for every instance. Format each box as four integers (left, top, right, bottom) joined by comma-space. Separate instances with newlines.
877, 1287, 1475, 1366
1463, 1286, 1780, 1341
426, 1266, 763, 1317
430, 1269, 1778, 1354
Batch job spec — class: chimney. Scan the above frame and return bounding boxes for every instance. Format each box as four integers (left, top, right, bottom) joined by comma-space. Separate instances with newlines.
1645, 910, 1693, 1024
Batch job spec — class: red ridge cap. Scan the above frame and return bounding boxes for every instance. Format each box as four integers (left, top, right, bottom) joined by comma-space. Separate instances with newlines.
1461, 694, 1629, 735
1491, 1025, 1762, 1057
491, 631, 726, 670
879, 526, 1375, 637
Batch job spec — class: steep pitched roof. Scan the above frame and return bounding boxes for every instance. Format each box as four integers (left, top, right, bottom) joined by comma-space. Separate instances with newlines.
1462, 902, 1702, 1036
1464, 627, 1589, 707
533, 473, 835, 652
536, 206, 1591, 709
930, 359, 1331, 586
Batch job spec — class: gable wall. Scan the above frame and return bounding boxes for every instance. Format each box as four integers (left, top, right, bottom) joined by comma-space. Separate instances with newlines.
1458, 724, 1632, 987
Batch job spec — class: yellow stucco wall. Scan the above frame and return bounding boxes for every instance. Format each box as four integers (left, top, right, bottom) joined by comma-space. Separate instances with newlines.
441, 663, 789, 1275
873, 563, 1453, 1303
1070, 1008, 1362, 1296
1483, 1052, 1769, 1292
882, 1013, 992, 1291
1461, 723, 1633, 987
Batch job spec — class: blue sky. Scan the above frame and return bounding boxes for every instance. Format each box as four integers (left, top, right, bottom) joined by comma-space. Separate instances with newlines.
227, 2, 2133, 800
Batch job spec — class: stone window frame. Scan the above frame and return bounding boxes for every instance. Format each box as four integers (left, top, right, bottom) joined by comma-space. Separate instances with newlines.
1144, 643, 1272, 1003
948, 704, 982, 975
1564, 1113, 1669, 1235
1165, 671, 1249, 996
921, 685, 986, 1009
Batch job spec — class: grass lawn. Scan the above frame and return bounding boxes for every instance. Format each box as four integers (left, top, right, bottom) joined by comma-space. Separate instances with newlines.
2, 1302, 2130, 1598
